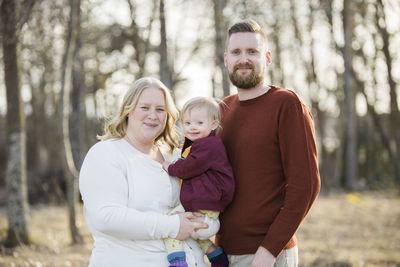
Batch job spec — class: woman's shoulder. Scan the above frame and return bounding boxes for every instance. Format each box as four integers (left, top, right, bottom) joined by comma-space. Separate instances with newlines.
85, 138, 128, 160
88, 138, 121, 152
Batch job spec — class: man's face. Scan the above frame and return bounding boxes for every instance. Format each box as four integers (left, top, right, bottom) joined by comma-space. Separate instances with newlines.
224, 32, 271, 89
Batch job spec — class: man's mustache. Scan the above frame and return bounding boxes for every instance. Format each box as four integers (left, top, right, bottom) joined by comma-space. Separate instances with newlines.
233, 63, 255, 71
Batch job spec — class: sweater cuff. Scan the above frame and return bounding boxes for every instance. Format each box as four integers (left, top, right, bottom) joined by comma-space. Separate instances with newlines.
167, 214, 180, 239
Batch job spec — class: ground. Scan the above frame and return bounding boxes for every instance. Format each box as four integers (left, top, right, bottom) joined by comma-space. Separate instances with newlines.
0, 192, 399, 267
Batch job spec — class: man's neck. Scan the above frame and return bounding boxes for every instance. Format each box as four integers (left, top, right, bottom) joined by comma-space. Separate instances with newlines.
237, 83, 271, 101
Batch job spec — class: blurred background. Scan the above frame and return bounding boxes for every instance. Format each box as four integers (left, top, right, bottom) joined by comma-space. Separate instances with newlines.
0, 0, 399, 266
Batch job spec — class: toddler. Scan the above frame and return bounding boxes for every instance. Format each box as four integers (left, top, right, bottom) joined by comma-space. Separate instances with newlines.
163, 97, 235, 267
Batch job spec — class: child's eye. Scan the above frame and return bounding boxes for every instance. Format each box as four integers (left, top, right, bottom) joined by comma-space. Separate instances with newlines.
184, 122, 190, 126
141, 106, 149, 110
198, 122, 203, 125
156, 108, 165, 112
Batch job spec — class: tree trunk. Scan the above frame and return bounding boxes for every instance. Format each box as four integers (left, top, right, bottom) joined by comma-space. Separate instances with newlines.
376, 0, 400, 184
271, 0, 285, 87
126, 0, 156, 78
342, 0, 358, 190
159, 0, 173, 89
213, 0, 230, 98
359, 89, 400, 184
1, 0, 30, 248
59, 0, 83, 244
71, 37, 86, 170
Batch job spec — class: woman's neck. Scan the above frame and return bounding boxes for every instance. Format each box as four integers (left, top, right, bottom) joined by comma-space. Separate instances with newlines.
125, 133, 155, 155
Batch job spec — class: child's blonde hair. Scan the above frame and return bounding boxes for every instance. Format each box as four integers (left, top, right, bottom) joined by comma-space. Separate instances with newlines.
181, 97, 221, 123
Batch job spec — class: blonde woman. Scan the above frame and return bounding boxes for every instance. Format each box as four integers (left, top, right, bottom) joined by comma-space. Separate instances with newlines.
79, 77, 218, 267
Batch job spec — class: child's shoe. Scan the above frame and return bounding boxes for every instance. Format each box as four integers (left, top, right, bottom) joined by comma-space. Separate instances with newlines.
208, 247, 229, 267
168, 251, 188, 267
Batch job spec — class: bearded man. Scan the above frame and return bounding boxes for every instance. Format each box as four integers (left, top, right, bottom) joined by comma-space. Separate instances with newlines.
215, 19, 321, 267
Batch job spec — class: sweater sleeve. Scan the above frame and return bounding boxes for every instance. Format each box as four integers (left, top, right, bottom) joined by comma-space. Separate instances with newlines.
167, 140, 212, 179
79, 143, 180, 241
261, 102, 320, 257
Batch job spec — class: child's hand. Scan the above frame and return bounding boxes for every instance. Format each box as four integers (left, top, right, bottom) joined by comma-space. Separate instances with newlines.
162, 160, 171, 172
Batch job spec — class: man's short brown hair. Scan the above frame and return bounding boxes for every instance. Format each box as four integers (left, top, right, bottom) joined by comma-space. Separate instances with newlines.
227, 19, 267, 46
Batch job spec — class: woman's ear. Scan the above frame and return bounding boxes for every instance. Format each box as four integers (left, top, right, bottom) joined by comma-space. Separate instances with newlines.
211, 120, 220, 130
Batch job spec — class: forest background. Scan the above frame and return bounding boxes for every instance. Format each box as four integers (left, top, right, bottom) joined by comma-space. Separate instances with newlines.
0, 0, 399, 266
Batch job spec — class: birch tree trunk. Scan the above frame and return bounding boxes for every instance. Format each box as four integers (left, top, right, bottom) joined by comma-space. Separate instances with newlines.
342, 0, 358, 190
1, 0, 30, 248
159, 0, 173, 89
59, 0, 83, 244
213, 0, 230, 98
321, 0, 344, 189
71, 37, 86, 171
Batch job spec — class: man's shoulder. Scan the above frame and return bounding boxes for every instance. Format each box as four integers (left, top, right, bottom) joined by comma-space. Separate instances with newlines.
269, 85, 303, 105
220, 94, 238, 106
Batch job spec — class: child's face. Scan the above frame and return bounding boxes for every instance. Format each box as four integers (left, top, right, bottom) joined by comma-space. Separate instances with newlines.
182, 106, 218, 142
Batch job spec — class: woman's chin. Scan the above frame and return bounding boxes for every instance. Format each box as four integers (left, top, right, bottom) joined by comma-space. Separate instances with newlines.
140, 130, 163, 142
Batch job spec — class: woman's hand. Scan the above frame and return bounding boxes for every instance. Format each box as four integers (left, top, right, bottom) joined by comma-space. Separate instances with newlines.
175, 212, 208, 241
189, 212, 205, 223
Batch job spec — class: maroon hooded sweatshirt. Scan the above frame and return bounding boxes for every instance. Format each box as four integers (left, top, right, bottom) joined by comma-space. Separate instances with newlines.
168, 132, 235, 212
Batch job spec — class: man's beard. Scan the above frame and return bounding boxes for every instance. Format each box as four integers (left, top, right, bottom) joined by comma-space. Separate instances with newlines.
228, 63, 264, 89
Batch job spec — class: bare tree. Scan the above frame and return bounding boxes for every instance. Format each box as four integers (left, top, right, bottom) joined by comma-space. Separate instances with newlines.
70, 37, 86, 171
342, 0, 357, 190
376, 0, 400, 183
59, 0, 83, 244
270, 0, 285, 87
126, 0, 157, 78
159, 0, 173, 89
1, 0, 36, 248
289, 0, 333, 192
212, 0, 230, 98
319, 0, 345, 189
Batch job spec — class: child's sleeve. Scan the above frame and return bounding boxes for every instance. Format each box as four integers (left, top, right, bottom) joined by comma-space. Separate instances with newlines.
167, 141, 212, 179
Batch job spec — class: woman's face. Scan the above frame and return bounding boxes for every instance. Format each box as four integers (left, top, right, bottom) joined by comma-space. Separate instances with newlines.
127, 86, 167, 145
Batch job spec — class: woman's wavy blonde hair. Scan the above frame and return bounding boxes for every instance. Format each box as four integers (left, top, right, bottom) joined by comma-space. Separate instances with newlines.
98, 77, 179, 153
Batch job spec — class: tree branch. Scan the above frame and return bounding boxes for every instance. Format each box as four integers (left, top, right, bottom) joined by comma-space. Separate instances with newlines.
16, 0, 37, 34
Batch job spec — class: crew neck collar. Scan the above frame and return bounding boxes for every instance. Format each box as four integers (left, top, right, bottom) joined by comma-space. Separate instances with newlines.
238, 85, 276, 105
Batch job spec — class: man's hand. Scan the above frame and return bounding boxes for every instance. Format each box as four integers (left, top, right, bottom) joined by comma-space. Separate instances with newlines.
251, 246, 276, 267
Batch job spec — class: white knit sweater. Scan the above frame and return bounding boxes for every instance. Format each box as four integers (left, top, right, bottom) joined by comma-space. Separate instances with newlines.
79, 139, 219, 267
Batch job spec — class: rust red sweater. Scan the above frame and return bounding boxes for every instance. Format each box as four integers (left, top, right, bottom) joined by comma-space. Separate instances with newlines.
215, 86, 320, 257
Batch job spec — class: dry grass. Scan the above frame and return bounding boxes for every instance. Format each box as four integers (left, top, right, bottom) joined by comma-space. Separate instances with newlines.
0, 192, 399, 267
296, 192, 400, 267
0, 205, 92, 267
